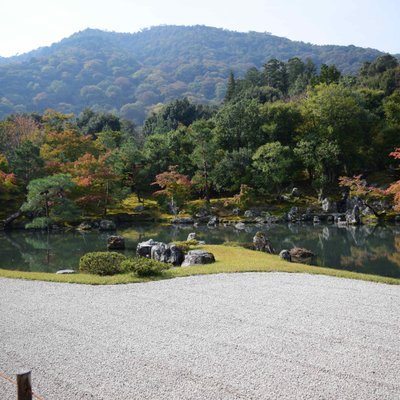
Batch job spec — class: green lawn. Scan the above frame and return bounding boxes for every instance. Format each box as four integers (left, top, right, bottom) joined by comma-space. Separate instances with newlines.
0, 245, 399, 285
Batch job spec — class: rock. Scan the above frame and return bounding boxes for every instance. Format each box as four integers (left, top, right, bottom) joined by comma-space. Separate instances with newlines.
346, 205, 361, 225
195, 207, 210, 218
279, 250, 292, 262
207, 216, 219, 226
327, 215, 334, 223
235, 222, 246, 230
313, 216, 321, 224
138, 240, 185, 266
231, 208, 241, 216
187, 232, 197, 241
56, 269, 76, 274
151, 243, 169, 263
168, 202, 179, 215
99, 219, 116, 231
244, 210, 255, 218
137, 239, 158, 258
321, 198, 337, 213
287, 206, 298, 222
289, 247, 315, 260
77, 222, 92, 231
253, 232, 275, 254
167, 244, 186, 266
133, 205, 145, 212
107, 235, 125, 250
291, 187, 300, 197
171, 217, 194, 225
181, 250, 215, 267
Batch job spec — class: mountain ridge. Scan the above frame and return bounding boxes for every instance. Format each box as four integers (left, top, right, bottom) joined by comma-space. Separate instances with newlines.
0, 25, 392, 123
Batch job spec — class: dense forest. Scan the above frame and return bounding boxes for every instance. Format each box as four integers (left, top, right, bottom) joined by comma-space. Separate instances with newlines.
0, 25, 390, 124
0, 52, 399, 228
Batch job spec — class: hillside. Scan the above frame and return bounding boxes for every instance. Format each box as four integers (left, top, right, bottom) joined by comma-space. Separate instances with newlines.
0, 25, 387, 124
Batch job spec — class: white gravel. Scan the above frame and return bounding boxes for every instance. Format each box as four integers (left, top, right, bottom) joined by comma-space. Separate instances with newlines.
0, 273, 399, 400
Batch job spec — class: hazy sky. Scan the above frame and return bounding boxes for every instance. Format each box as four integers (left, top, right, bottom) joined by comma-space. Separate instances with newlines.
2, 0, 399, 57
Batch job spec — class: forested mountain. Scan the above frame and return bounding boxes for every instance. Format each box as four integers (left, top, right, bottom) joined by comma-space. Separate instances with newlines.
0, 25, 389, 123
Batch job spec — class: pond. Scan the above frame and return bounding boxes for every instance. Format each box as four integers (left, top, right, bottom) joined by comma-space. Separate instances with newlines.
1, 223, 400, 278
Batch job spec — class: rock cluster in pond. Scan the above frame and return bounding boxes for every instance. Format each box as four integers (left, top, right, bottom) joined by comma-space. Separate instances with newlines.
107, 235, 125, 250
253, 232, 275, 254
136, 239, 215, 267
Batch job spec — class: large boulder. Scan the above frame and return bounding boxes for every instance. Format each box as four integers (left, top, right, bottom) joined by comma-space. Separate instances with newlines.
107, 235, 125, 250
321, 198, 337, 213
99, 219, 116, 231
346, 205, 362, 225
181, 250, 215, 267
289, 247, 315, 261
136, 239, 158, 258
253, 232, 274, 254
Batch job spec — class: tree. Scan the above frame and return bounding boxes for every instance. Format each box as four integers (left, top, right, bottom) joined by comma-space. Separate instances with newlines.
10, 141, 44, 184
386, 148, 400, 211
264, 59, 288, 95
299, 83, 375, 173
64, 153, 121, 216
213, 148, 253, 193
260, 101, 303, 146
252, 142, 294, 193
40, 129, 97, 167
214, 99, 263, 151
224, 71, 236, 102
21, 174, 80, 227
190, 120, 217, 202
152, 166, 191, 212
295, 139, 341, 193
318, 64, 341, 85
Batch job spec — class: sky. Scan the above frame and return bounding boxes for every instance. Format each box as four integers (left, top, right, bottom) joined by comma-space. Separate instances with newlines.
1, 0, 399, 57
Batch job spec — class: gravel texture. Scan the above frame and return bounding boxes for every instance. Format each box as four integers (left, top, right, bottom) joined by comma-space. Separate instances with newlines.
0, 273, 399, 400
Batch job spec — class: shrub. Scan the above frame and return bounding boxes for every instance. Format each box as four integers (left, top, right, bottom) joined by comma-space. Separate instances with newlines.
121, 257, 169, 277
25, 217, 52, 230
172, 240, 199, 252
79, 252, 127, 275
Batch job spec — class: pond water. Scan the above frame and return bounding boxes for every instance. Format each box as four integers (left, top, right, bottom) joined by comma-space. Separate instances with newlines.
1, 223, 400, 278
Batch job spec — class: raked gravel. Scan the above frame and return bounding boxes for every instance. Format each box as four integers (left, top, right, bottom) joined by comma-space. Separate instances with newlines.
0, 273, 399, 400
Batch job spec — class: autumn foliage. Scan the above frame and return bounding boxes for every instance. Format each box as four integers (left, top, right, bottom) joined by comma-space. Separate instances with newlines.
152, 166, 191, 209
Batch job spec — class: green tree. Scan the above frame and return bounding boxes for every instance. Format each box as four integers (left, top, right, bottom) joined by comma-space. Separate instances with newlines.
21, 174, 80, 227
214, 99, 263, 151
252, 142, 294, 193
10, 141, 44, 184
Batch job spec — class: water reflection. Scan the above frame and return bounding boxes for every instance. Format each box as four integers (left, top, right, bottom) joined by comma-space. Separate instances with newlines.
1, 223, 399, 278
